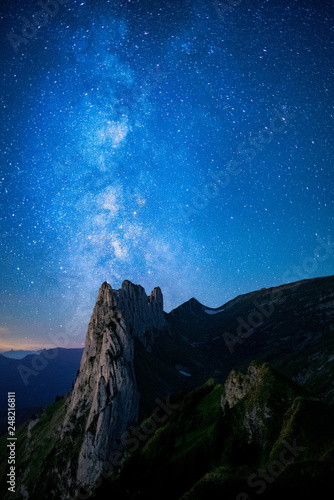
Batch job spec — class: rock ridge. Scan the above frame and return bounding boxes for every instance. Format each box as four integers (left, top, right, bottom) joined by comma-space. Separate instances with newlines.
60, 280, 167, 495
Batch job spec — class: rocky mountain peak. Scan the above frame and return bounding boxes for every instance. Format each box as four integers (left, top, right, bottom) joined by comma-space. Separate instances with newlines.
60, 280, 167, 496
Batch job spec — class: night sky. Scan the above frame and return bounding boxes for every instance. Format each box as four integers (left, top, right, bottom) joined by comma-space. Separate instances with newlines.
0, 0, 333, 351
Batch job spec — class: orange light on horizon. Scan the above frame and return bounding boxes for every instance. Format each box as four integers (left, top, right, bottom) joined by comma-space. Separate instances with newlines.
0, 340, 85, 353
0, 340, 49, 353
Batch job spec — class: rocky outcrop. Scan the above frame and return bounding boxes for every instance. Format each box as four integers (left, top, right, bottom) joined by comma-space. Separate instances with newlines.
221, 364, 261, 409
221, 364, 269, 445
61, 280, 167, 494
221, 362, 301, 447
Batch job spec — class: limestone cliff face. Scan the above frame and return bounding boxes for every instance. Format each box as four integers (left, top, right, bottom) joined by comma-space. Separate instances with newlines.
221, 364, 270, 445
221, 364, 261, 410
221, 363, 301, 448
62, 280, 167, 492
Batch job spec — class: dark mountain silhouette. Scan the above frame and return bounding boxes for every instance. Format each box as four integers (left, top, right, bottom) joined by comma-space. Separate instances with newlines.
165, 275, 334, 402
1, 350, 43, 359
0, 348, 83, 434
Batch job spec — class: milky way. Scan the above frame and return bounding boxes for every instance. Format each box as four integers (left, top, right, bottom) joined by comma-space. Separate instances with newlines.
0, 0, 333, 349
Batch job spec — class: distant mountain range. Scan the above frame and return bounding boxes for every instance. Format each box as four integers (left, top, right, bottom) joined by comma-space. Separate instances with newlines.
0, 275, 333, 499
0, 348, 83, 434
0, 350, 43, 359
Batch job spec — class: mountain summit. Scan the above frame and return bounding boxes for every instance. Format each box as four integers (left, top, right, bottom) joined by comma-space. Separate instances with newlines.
57, 280, 167, 496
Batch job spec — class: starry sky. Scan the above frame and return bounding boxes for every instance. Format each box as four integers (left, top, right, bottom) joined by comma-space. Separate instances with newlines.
0, 0, 333, 351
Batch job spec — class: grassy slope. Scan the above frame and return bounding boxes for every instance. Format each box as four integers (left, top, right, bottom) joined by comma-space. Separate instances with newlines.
0, 398, 68, 499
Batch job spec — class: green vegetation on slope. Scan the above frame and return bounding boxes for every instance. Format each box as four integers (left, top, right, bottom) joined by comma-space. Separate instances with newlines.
94, 362, 334, 500
0, 398, 66, 498
0, 397, 82, 500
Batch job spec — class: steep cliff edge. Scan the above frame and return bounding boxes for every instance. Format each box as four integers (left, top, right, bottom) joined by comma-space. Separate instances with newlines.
9, 280, 167, 499
62, 280, 167, 494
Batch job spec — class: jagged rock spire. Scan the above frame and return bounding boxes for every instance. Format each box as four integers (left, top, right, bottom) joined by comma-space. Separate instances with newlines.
62, 280, 167, 493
